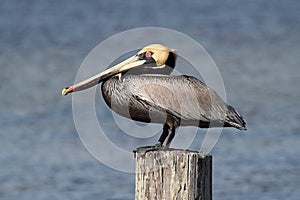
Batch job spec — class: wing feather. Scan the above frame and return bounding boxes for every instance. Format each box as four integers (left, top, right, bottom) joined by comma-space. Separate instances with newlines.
126, 75, 228, 124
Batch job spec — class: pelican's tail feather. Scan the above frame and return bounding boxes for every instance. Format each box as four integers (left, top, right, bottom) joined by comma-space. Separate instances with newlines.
225, 105, 247, 130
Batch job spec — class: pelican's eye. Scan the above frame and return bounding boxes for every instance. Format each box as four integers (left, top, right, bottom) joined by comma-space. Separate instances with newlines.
144, 51, 153, 58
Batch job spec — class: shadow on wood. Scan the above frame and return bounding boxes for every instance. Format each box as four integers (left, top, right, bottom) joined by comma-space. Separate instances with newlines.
134, 148, 212, 200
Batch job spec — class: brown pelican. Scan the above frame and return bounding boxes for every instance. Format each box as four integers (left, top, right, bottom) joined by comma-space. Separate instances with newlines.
62, 44, 246, 147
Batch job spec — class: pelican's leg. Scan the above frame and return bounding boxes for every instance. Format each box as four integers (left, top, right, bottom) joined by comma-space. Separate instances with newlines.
134, 124, 169, 153
165, 126, 175, 148
155, 123, 170, 147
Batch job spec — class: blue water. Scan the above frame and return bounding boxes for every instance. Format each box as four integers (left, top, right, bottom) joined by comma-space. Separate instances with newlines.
1, 0, 299, 199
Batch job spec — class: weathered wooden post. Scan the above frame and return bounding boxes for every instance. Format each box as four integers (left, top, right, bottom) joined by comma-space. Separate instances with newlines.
134, 148, 212, 200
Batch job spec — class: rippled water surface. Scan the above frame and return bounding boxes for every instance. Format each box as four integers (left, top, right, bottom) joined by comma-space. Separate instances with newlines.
0, 0, 299, 199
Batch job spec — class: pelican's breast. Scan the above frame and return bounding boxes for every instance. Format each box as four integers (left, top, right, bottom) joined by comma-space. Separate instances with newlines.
101, 75, 169, 124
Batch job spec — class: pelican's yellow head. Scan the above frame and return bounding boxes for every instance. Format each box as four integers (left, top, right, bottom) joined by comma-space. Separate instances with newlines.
137, 44, 176, 67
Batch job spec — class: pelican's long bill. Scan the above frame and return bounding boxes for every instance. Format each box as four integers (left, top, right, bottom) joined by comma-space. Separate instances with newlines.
61, 54, 146, 96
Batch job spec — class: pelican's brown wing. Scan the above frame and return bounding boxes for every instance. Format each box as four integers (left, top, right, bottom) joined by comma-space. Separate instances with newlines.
126, 75, 245, 129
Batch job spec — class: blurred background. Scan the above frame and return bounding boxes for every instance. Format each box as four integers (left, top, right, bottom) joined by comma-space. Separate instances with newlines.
0, 0, 299, 199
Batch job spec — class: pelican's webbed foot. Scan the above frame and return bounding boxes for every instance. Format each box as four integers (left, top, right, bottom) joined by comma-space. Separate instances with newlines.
133, 145, 162, 154
133, 142, 171, 155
